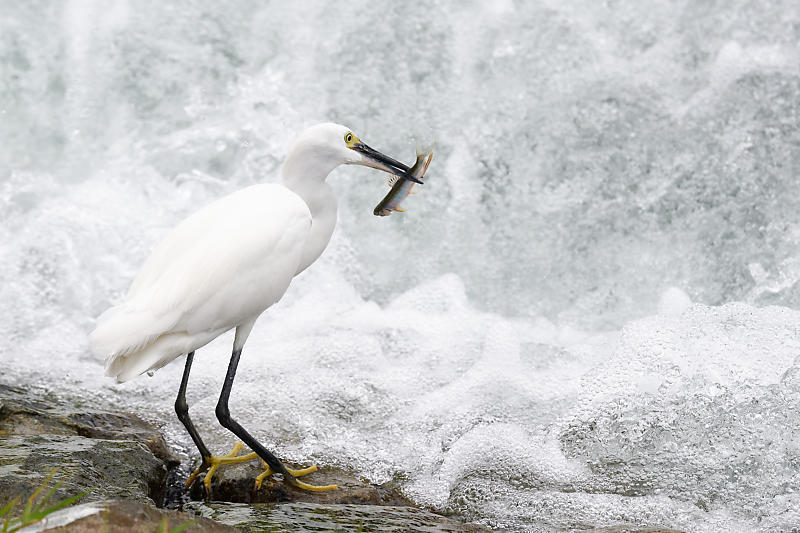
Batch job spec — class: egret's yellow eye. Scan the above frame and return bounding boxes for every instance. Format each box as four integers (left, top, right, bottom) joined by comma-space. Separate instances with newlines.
344, 132, 360, 147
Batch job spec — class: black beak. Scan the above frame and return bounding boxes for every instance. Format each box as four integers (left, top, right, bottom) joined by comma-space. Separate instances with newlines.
351, 143, 424, 184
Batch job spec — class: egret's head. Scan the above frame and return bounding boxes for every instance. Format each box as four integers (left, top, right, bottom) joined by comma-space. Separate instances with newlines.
285, 123, 419, 183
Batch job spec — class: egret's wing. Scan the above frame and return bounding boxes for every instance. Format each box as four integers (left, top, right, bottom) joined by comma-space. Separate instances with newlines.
90, 184, 311, 359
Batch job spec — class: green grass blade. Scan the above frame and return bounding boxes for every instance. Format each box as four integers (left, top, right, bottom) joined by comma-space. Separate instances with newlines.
1, 470, 92, 533
4, 487, 90, 532
36, 489, 90, 518
167, 519, 198, 533
6, 515, 27, 533
0, 497, 19, 520
4, 504, 20, 533
23, 469, 58, 518
5, 511, 20, 533
34, 479, 64, 512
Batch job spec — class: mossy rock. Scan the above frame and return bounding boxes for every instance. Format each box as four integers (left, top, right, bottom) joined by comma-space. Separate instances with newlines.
0, 434, 166, 505
0, 383, 169, 505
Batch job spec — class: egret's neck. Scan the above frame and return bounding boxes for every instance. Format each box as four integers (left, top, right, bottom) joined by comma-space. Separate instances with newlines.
281, 151, 339, 275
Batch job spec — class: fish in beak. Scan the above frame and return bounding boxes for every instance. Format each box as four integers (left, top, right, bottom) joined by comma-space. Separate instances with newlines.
346, 134, 423, 184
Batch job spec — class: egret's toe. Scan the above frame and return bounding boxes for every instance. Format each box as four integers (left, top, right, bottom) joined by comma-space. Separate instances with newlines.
289, 477, 339, 492
254, 460, 336, 491
185, 441, 259, 491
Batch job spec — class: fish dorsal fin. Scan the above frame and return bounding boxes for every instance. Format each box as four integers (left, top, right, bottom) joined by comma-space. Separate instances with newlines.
415, 141, 437, 158
387, 175, 399, 187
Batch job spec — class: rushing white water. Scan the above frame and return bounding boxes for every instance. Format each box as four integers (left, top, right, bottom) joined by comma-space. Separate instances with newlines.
2, 1, 800, 531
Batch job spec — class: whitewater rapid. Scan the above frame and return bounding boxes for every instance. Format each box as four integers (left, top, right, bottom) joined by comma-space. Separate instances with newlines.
2, 1, 800, 531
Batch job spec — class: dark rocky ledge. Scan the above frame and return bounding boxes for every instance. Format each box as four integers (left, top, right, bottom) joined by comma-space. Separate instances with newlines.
0, 383, 490, 532
0, 383, 171, 506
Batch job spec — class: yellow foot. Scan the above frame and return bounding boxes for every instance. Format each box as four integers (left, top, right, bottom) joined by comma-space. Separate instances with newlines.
185, 442, 259, 491
255, 459, 338, 492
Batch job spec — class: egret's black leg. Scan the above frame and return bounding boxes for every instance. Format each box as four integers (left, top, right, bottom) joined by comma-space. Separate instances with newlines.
174, 351, 212, 461
211, 338, 336, 492
215, 347, 337, 491
214, 347, 296, 481
179, 351, 261, 492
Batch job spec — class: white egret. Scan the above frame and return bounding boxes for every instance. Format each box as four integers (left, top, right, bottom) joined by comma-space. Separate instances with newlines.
90, 123, 416, 492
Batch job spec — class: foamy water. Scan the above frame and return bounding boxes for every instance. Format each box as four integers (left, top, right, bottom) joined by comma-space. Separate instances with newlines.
2, 1, 800, 531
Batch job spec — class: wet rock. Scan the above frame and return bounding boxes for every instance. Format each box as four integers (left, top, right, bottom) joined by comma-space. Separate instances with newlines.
0, 383, 176, 463
0, 383, 486, 531
187, 460, 410, 506
0, 383, 169, 506
0, 434, 167, 506
187, 501, 493, 532
37, 499, 235, 532
182, 458, 492, 531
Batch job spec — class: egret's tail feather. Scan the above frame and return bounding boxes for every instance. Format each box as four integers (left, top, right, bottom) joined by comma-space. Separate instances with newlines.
105, 343, 172, 383
107, 347, 175, 383
91, 301, 223, 383
101, 328, 225, 383
90, 303, 173, 360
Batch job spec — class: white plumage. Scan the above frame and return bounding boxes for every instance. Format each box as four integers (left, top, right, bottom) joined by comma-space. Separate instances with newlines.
92, 184, 311, 381
91, 122, 408, 383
